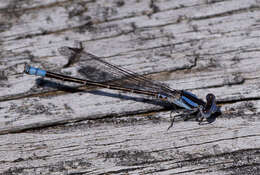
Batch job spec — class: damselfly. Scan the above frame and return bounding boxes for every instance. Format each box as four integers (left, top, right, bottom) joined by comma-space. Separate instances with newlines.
24, 42, 220, 129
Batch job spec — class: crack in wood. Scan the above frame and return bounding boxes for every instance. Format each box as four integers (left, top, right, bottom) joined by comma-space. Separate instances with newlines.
219, 163, 260, 175
5, 1, 259, 43
2, 157, 93, 175
98, 167, 144, 175
192, 5, 260, 21
119, 148, 260, 174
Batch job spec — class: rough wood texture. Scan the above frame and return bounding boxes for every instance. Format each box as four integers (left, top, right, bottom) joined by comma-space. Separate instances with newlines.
0, 0, 260, 174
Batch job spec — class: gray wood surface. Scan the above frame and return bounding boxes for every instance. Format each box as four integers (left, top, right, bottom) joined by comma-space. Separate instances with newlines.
0, 0, 260, 174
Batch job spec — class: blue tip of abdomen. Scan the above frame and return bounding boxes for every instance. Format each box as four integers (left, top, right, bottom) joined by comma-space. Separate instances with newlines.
24, 64, 46, 77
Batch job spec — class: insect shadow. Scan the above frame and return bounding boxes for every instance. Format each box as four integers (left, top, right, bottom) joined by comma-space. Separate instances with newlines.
36, 78, 175, 110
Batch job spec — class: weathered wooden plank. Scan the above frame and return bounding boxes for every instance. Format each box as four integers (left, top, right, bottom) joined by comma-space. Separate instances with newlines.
0, 0, 260, 174
0, 101, 259, 174
1, 0, 259, 56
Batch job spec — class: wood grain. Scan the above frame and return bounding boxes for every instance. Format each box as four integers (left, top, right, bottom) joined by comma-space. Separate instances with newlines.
0, 0, 260, 174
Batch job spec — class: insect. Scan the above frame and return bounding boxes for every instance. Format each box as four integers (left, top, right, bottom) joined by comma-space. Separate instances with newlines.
24, 42, 220, 129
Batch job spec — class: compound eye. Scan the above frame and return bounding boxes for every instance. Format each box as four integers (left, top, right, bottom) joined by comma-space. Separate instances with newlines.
206, 93, 215, 101
200, 93, 220, 119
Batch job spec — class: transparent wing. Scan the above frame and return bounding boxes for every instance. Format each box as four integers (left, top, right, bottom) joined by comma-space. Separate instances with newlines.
59, 45, 181, 97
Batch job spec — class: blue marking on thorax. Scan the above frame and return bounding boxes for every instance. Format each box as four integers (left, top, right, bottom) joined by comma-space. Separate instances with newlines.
26, 66, 46, 77
158, 93, 192, 110
181, 95, 199, 108
183, 91, 197, 97
181, 91, 200, 108
172, 99, 192, 110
